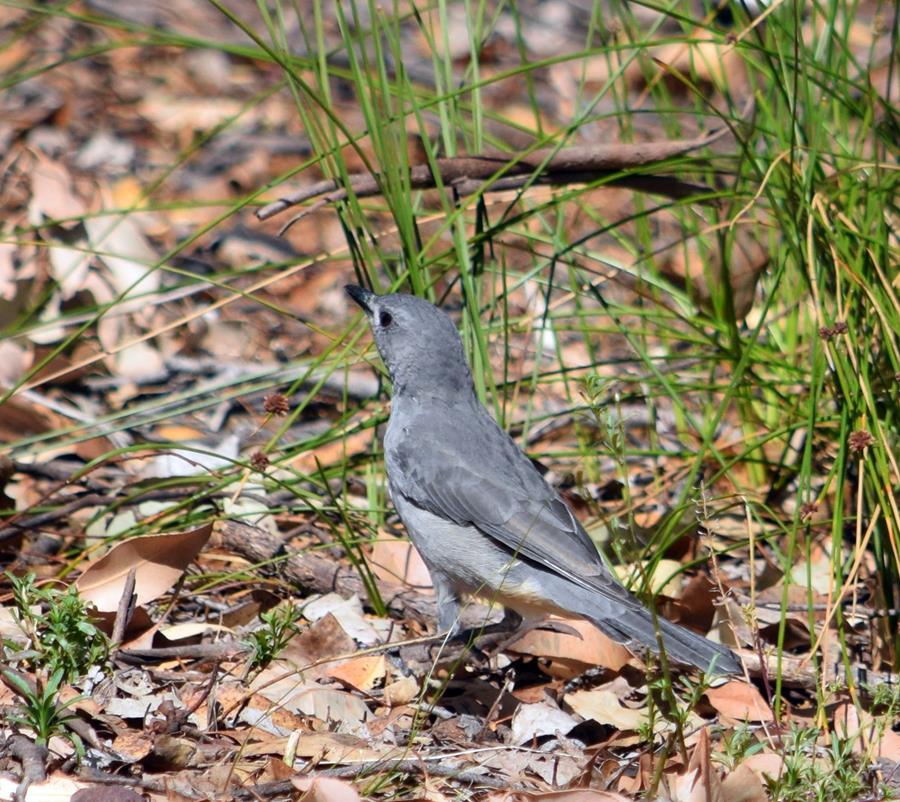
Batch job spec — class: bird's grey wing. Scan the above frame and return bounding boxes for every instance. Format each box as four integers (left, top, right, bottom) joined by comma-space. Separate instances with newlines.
389, 416, 624, 599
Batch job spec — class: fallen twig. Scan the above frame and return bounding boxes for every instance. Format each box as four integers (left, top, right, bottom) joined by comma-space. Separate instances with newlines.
256, 128, 731, 221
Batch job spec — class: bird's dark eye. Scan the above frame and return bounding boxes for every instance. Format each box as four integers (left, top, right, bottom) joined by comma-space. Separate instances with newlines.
379, 310, 393, 328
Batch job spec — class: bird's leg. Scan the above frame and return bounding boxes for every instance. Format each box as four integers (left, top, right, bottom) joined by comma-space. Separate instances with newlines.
448, 606, 522, 647
432, 571, 463, 636
498, 607, 524, 632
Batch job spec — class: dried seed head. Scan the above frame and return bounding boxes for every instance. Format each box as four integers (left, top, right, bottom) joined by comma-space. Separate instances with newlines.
848, 430, 875, 454
250, 451, 270, 472
819, 321, 847, 340
264, 392, 290, 416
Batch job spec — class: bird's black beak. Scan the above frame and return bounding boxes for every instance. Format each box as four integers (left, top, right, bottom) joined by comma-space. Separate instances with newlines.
345, 284, 375, 315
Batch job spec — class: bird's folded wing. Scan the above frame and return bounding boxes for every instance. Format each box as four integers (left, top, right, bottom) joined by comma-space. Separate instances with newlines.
396, 445, 624, 599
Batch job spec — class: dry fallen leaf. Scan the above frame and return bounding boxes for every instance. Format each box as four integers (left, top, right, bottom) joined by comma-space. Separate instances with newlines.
508, 618, 631, 674
369, 534, 433, 589
720, 763, 768, 802
110, 730, 155, 764
326, 653, 386, 691
303, 592, 379, 645
28, 152, 85, 224
383, 674, 419, 707
741, 752, 785, 783
84, 213, 160, 302
75, 524, 213, 611
241, 732, 387, 764
282, 687, 372, 734
291, 776, 361, 802
833, 700, 900, 758
664, 727, 723, 802
509, 701, 579, 745
490, 790, 633, 802
565, 689, 647, 731
274, 613, 357, 684
0, 772, 90, 801
705, 681, 773, 722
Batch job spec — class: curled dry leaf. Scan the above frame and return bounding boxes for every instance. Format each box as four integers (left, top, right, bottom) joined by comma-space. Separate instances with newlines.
75, 524, 212, 612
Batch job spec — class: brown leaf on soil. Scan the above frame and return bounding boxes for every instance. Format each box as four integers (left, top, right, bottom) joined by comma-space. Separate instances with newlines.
241, 732, 386, 764
741, 753, 785, 782
279, 613, 358, 681
0, 394, 54, 441
382, 674, 419, 707
291, 429, 373, 474
720, 763, 768, 802
75, 524, 213, 611
326, 653, 386, 691
833, 700, 900, 758
110, 730, 155, 764
291, 776, 362, 802
704, 681, 773, 722
29, 151, 85, 223
507, 618, 632, 674
489, 790, 633, 802
664, 726, 723, 802
565, 689, 647, 732
369, 535, 433, 589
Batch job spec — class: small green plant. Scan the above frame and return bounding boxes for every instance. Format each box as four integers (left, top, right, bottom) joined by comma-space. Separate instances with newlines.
5, 573, 109, 681
2, 668, 86, 753
2, 574, 106, 755
717, 720, 765, 771
246, 603, 303, 671
766, 724, 869, 802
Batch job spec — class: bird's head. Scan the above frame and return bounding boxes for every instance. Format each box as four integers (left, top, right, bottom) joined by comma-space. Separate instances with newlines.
345, 285, 474, 399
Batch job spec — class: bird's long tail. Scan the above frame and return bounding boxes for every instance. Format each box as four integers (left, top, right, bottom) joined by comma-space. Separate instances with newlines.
590, 607, 742, 675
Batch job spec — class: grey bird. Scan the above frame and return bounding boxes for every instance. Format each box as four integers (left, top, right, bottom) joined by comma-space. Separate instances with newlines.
346, 285, 741, 675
